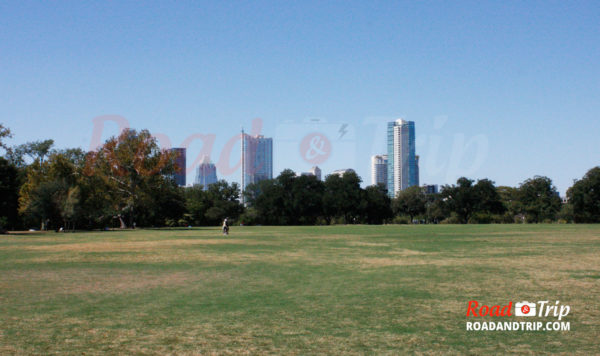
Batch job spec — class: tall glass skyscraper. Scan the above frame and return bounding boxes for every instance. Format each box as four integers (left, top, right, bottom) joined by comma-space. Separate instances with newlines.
241, 130, 273, 202
169, 147, 186, 187
387, 119, 419, 197
195, 155, 217, 190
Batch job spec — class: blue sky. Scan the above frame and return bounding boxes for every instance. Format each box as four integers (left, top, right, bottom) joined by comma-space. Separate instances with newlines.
1, 1, 599, 194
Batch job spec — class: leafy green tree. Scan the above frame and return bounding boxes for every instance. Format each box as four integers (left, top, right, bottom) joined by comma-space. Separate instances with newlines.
0, 124, 12, 152
440, 177, 476, 223
323, 171, 362, 224
184, 185, 211, 225
291, 174, 325, 225
19, 151, 83, 229
204, 180, 243, 225
363, 184, 393, 224
497, 186, 521, 222
441, 177, 504, 223
517, 176, 561, 223
0, 157, 20, 231
392, 186, 426, 222
425, 194, 448, 223
19, 140, 55, 166
567, 167, 600, 222
244, 178, 286, 225
184, 180, 243, 226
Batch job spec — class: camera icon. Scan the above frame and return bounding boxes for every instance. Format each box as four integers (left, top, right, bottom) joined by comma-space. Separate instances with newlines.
515, 301, 537, 317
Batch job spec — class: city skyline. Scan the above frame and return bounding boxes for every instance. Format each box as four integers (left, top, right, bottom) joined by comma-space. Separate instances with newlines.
1, 2, 598, 195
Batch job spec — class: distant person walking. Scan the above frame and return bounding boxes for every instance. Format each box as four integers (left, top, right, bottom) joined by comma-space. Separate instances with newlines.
222, 218, 229, 235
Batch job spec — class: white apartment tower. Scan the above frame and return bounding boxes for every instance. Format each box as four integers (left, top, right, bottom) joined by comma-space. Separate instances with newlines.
371, 154, 388, 188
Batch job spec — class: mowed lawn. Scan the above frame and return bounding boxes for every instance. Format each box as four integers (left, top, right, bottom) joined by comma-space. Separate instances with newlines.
0, 225, 599, 355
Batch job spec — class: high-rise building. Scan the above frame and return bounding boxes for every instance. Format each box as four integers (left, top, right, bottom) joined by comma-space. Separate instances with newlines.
331, 168, 355, 177
371, 154, 388, 188
241, 130, 273, 202
195, 156, 217, 190
169, 147, 186, 186
422, 184, 438, 194
387, 119, 419, 197
311, 166, 322, 181
300, 166, 322, 181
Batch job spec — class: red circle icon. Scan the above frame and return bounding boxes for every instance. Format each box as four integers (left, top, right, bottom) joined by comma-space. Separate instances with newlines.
299, 132, 331, 165
521, 305, 530, 314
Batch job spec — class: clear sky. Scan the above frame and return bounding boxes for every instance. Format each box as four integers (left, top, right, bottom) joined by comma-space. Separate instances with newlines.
1, 1, 599, 195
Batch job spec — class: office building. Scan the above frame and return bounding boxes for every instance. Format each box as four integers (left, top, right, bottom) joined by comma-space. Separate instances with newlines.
331, 168, 355, 177
241, 130, 273, 202
422, 184, 438, 194
311, 166, 322, 181
195, 156, 217, 190
387, 119, 419, 197
169, 147, 186, 186
300, 166, 322, 181
371, 154, 388, 188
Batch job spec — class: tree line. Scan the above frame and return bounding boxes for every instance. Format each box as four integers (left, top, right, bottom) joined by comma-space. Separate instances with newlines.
1, 123, 599, 231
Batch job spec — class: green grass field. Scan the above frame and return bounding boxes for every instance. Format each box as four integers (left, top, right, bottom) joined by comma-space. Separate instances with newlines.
1, 225, 599, 355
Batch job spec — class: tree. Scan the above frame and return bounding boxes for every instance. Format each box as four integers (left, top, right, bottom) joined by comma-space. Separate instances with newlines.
19, 151, 83, 229
363, 184, 393, 224
497, 186, 521, 222
567, 167, 600, 223
204, 180, 243, 225
0, 157, 20, 231
517, 176, 561, 223
440, 177, 476, 223
440, 177, 504, 223
184, 180, 243, 226
184, 185, 211, 225
244, 178, 286, 225
392, 186, 426, 222
20, 140, 55, 166
83, 129, 176, 228
0, 124, 12, 151
323, 172, 362, 224
425, 194, 448, 223
291, 174, 325, 225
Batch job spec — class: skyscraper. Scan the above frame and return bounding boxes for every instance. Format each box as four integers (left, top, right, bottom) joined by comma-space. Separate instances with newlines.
195, 155, 217, 190
387, 119, 419, 197
371, 154, 388, 188
331, 168, 355, 177
310, 166, 322, 181
241, 130, 273, 202
300, 166, 322, 181
169, 147, 186, 187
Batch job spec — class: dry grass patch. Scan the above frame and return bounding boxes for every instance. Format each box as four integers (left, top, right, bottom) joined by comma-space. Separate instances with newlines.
19, 238, 271, 253
0, 269, 223, 295
358, 256, 462, 268
347, 241, 390, 247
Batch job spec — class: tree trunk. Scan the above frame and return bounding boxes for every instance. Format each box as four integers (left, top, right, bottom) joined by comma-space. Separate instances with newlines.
119, 215, 127, 229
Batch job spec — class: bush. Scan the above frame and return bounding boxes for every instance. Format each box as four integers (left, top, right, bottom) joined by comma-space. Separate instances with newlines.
469, 212, 493, 224
441, 213, 462, 224
239, 208, 259, 226
165, 218, 177, 227
392, 215, 410, 224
